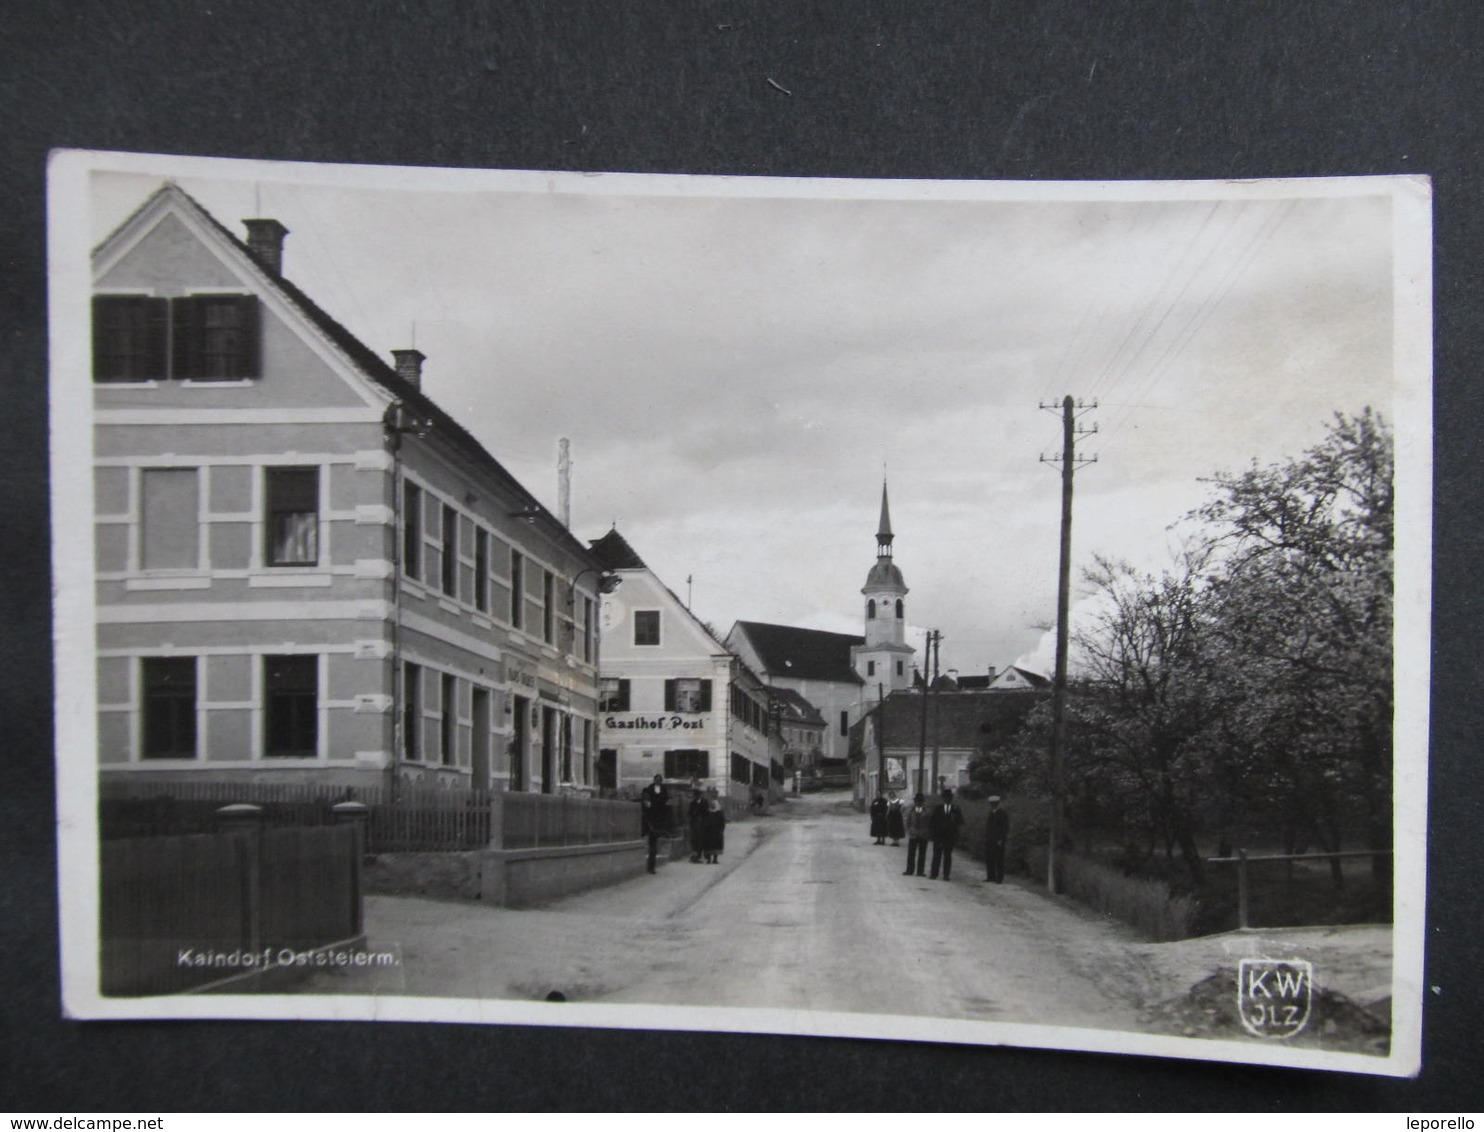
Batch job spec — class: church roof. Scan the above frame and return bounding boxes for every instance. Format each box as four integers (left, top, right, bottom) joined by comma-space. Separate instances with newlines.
588, 527, 647, 571
864, 560, 906, 589
732, 621, 865, 685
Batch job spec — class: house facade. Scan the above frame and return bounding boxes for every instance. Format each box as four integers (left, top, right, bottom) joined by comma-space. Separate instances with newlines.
91, 184, 604, 796
590, 528, 777, 801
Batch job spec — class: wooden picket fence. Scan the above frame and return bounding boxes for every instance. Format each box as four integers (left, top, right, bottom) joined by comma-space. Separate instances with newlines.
99, 779, 638, 853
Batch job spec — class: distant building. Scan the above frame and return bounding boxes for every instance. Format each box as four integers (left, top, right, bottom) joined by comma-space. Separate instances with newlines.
726, 481, 916, 769
768, 686, 827, 776
851, 677, 1049, 798
91, 184, 603, 795
590, 528, 778, 801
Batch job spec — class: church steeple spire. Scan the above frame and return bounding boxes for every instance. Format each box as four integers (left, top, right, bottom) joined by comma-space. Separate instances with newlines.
876, 480, 894, 557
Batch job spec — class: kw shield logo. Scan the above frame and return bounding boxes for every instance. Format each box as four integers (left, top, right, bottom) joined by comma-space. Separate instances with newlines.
1237, 958, 1313, 1039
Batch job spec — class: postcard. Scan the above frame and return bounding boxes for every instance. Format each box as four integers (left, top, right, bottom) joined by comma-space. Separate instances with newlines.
50, 150, 1430, 1076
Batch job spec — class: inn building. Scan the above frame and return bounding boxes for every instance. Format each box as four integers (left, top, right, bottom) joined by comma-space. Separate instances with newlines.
589, 528, 779, 801
90, 184, 605, 795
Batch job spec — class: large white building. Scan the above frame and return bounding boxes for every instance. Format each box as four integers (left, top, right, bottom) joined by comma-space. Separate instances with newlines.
91, 183, 604, 796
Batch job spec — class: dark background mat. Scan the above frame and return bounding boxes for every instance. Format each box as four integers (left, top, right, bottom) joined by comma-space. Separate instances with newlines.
2, 0, 1479, 1112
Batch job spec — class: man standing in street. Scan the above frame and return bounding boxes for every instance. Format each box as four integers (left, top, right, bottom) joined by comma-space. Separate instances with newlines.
929, 787, 964, 881
640, 773, 670, 874
903, 791, 930, 877
984, 795, 1009, 883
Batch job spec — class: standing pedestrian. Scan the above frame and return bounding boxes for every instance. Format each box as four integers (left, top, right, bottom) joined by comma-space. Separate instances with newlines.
640, 773, 670, 874
886, 791, 905, 846
702, 797, 727, 863
687, 787, 708, 864
902, 792, 930, 876
869, 790, 889, 844
928, 788, 965, 881
984, 795, 1009, 883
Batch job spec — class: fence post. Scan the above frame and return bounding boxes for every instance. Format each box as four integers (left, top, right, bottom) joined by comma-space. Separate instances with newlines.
332, 802, 370, 938
489, 788, 505, 850
1236, 847, 1250, 931
215, 804, 265, 959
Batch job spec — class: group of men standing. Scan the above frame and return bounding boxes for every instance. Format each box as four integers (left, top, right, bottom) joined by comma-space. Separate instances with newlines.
894, 789, 1010, 883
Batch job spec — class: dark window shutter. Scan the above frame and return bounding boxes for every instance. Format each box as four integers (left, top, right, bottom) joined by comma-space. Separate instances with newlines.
236, 295, 261, 377
698, 680, 712, 712
145, 298, 169, 377
664, 680, 676, 712
618, 680, 631, 712
171, 296, 203, 379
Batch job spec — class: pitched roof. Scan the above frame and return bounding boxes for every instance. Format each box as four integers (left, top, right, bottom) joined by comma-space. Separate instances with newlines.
588, 527, 647, 571
767, 686, 826, 726
102, 184, 599, 569
866, 687, 1047, 751
995, 666, 1052, 690
732, 620, 864, 685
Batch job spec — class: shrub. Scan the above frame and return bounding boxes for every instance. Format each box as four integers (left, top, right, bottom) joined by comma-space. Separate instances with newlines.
1026, 847, 1197, 941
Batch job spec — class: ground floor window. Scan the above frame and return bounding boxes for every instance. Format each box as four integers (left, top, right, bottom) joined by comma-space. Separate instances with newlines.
404, 662, 421, 761
440, 672, 457, 766
264, 655, 317, 757
141, 656, 196, 759
664, 748, 709, 780
597, 748, 617, 791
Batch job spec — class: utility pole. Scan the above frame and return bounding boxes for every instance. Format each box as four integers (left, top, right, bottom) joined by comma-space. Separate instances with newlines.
929, 630, 942, 792
876, 682, 887, 795
916, 628, 932, 796
1039, 395, 1098, 894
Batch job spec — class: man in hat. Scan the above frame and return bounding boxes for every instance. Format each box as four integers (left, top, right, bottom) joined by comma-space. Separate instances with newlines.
984, 795, 1009, 883
929, 788, 965, 881
640, 773, 670, 874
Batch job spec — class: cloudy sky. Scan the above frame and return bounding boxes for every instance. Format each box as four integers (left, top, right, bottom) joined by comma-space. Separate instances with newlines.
88, 160, 1410, 678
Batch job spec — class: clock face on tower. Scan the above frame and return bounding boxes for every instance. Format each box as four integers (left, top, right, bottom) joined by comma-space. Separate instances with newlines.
600, 596, 627, 632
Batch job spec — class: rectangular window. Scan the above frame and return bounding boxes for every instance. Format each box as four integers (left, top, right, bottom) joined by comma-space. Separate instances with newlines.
442, 505, 458, 597
93, 296, 167, 382
140, 467, 199, 570
730, 753, 751, 784
867, 660, 876, 677
634, 610, 660, 646
542, 569, 555, 644
404, 662, 421, 761
560, 714, 573, 782
840, 710, 849, 737
664, 749, 709, 780
264, 655, 317, 757
474, 529, 489, 612
171, 295, 261, 380
265, 466, 319, 567
665, 678, 712, 713
510, 552, 524, 629
599, 678, 631, 713
141, 656, 196, 759
897, 660, 904, 676
441, 672, 457, 766
403, 483, 421, 581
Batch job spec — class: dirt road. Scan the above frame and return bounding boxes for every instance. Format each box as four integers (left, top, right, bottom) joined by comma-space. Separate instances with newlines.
306, 791, 1392, 1049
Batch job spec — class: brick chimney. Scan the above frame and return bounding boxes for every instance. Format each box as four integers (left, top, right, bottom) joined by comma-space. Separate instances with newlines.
391, 349, 425, 389
986, 666, 997, 683
243, 219, 289, 274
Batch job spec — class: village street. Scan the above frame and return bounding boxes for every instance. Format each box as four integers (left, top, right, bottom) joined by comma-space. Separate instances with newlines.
306, 792, 1392, 1042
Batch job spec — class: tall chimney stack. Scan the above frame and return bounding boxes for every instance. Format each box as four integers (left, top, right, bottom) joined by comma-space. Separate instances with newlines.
243, 219, 289, 274
391, 349, 425, 390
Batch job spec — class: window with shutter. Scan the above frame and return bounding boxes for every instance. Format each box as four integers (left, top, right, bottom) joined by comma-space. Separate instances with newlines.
172, 295, 261, 380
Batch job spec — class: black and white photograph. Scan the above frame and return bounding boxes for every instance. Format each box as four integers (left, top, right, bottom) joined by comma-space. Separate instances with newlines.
49, 150, 1430, 1078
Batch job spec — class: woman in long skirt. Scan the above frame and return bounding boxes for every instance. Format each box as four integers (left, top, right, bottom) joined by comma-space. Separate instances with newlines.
869, 790, 889, 844
702, 798, 727, 863
886, 791, 905, 846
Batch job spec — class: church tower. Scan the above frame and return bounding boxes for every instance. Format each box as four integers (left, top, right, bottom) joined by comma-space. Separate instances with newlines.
852, 481, 915, 692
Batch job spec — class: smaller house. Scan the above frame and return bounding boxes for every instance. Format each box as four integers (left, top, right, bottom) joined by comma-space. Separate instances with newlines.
591, 529, 778, 802
850, 675, 1049, 800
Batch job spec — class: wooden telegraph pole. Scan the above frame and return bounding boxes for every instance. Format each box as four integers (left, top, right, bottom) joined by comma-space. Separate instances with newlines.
1040, 395, 1097, 893
916, 628, 932, 795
